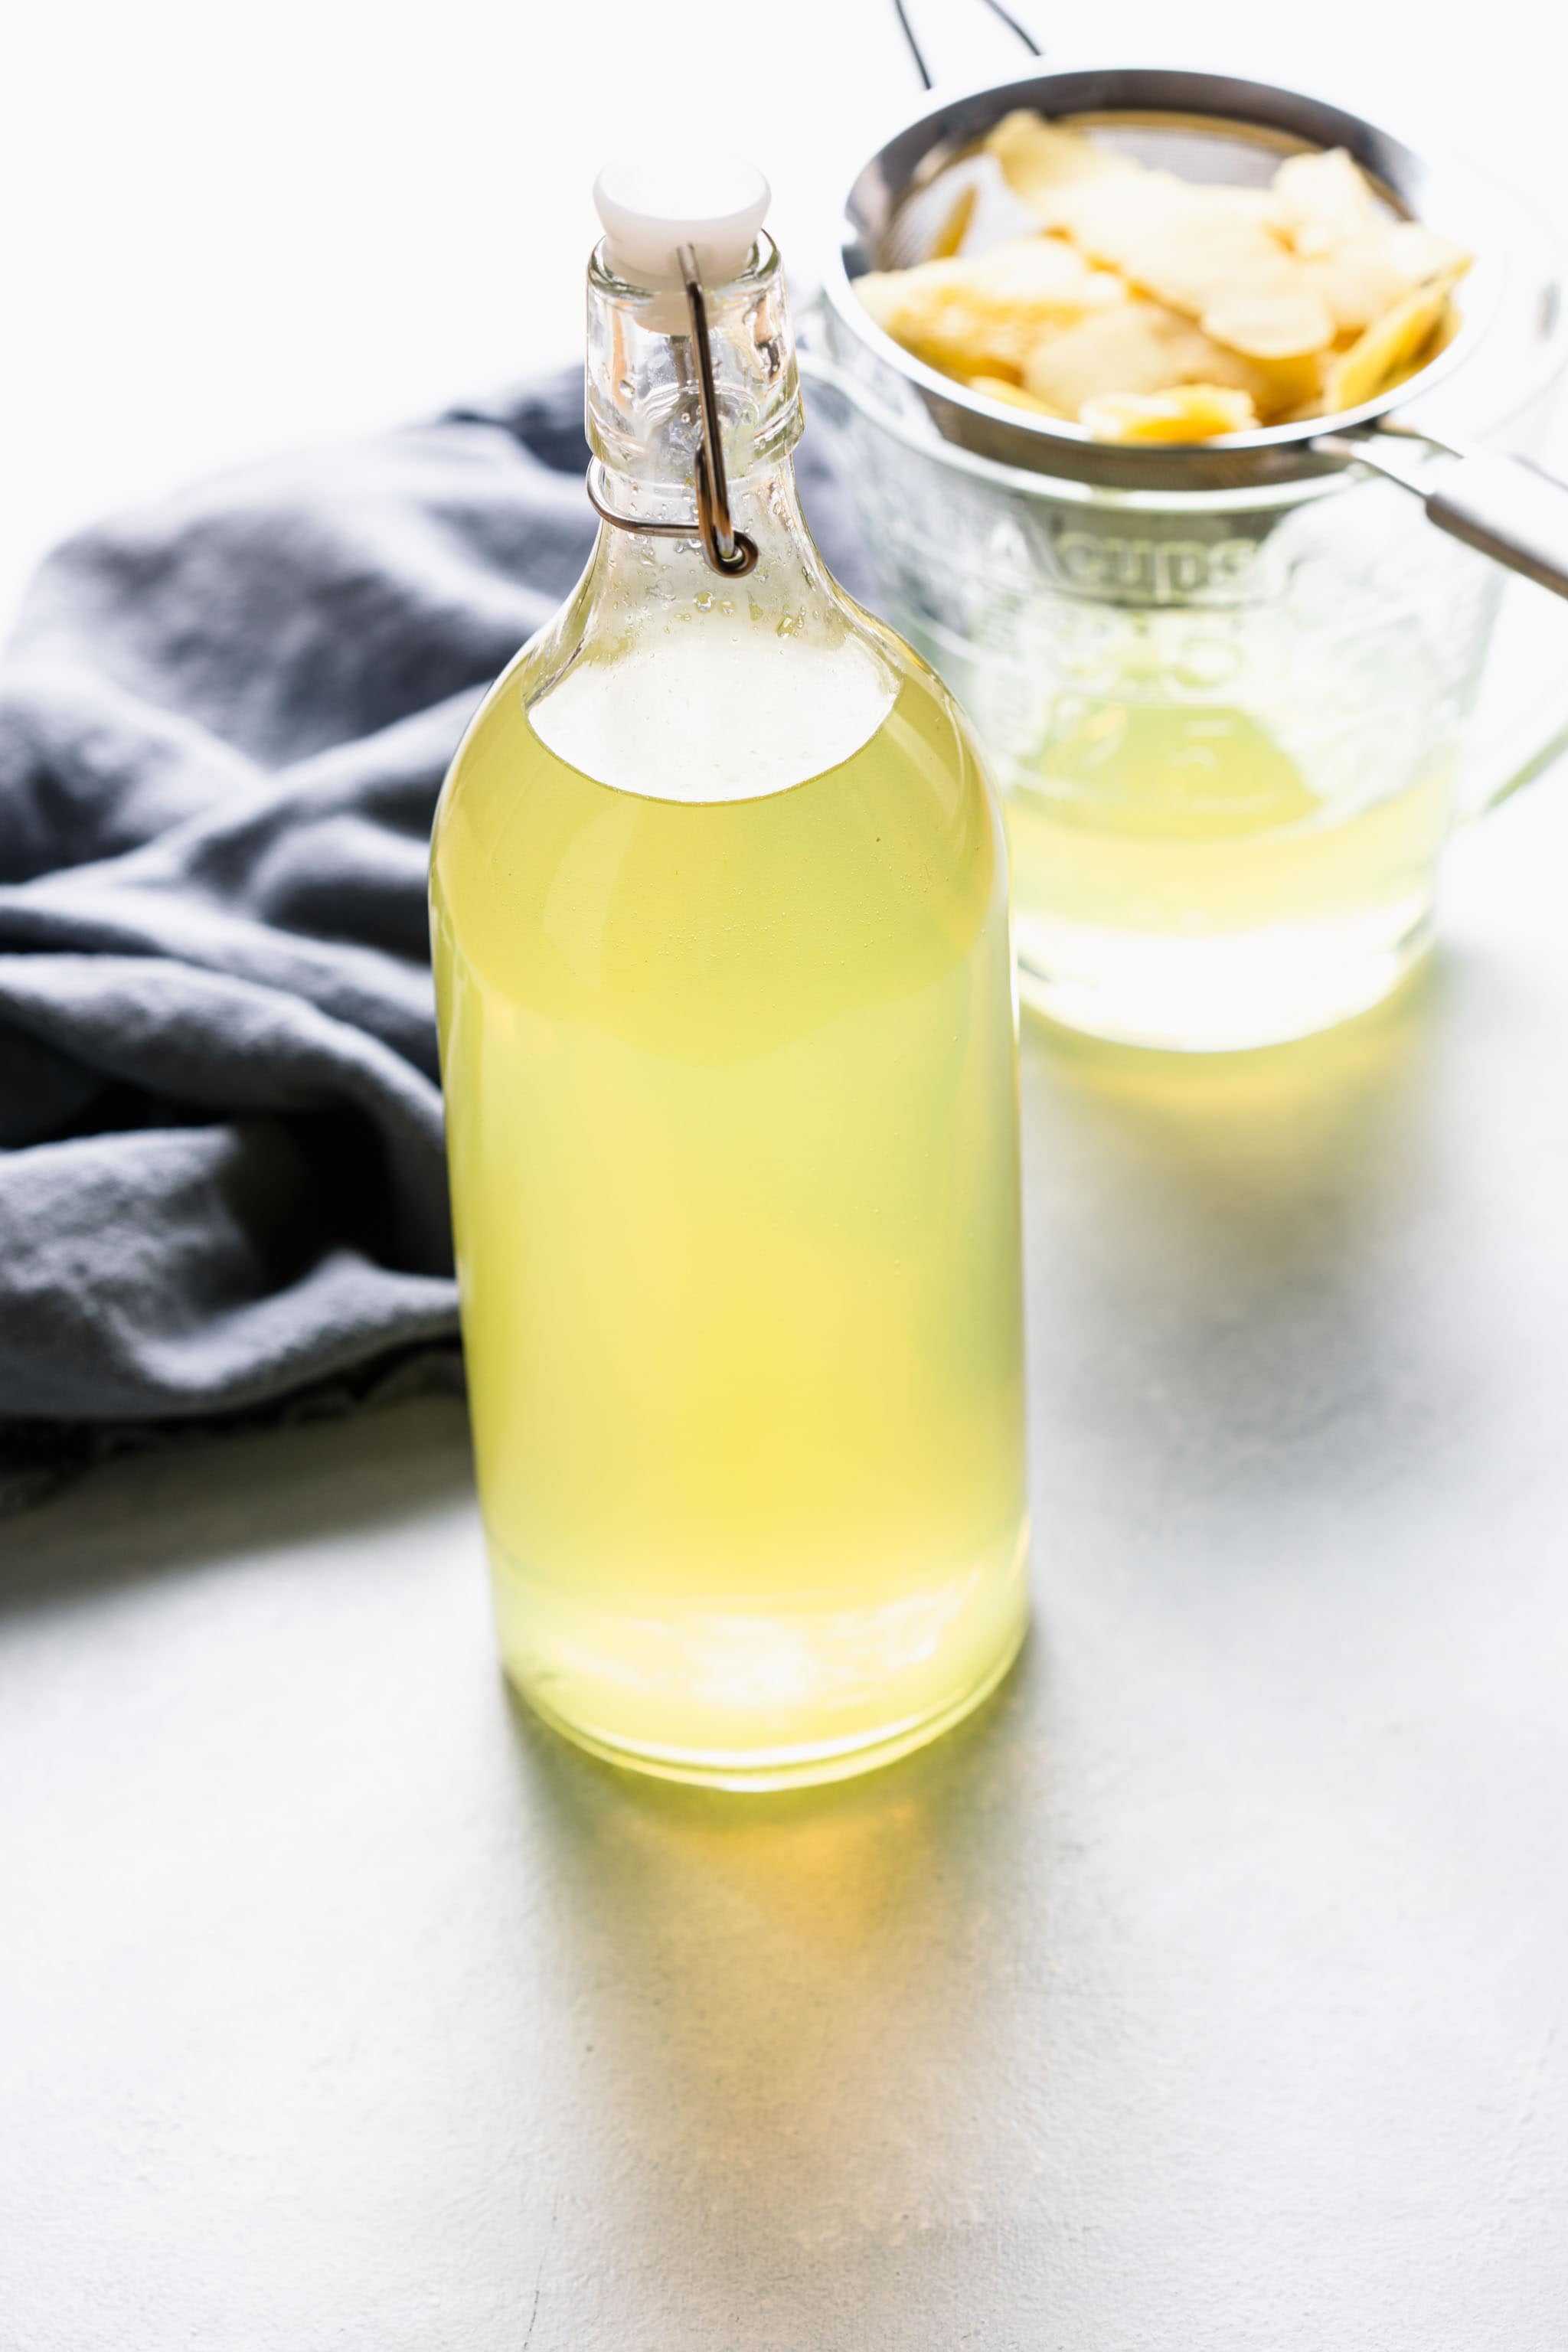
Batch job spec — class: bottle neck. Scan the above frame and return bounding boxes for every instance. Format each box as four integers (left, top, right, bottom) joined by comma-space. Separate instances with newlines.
584, 230, 817, 599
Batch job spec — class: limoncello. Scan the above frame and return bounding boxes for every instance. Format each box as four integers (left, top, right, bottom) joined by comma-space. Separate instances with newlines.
430, 164, 1027, 1787
1003, 694, 1451, 1050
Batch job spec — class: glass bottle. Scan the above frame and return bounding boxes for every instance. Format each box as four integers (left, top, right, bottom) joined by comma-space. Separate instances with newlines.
430, 162, 1028, 1788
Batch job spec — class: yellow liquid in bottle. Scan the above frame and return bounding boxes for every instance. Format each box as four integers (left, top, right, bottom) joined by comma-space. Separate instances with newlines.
430, 616, 1028, 1787
1004, 700, 1451, 1050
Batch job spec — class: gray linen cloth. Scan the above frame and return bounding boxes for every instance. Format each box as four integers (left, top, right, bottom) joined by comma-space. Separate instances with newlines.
0, 374, 867, 1508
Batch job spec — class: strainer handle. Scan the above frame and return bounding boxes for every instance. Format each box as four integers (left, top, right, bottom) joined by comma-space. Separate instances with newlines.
891, 0, 1041, 92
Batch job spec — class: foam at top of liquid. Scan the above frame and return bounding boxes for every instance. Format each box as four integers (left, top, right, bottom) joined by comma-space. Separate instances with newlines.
528, 616, 897, 805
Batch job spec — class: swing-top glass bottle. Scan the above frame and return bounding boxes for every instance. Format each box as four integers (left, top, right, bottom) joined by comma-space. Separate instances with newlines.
430, 162, 1030, 1787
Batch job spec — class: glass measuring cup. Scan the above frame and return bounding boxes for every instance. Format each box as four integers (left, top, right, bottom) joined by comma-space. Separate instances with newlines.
812, 68, 1568, 1050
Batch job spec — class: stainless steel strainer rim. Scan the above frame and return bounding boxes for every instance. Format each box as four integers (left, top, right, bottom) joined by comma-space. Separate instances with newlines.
819, 62, 1568, 498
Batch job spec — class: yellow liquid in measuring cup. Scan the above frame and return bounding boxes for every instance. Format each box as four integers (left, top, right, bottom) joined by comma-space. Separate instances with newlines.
430, 618, 1027, 1787
1004, 700, 1452, 1050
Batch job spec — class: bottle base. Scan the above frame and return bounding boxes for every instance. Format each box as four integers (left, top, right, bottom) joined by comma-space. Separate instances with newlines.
1014, 906, 1433, 1053
507, 1605, 1028, 1793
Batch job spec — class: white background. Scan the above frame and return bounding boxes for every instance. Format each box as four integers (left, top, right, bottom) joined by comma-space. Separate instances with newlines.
3, 0, 1567, 626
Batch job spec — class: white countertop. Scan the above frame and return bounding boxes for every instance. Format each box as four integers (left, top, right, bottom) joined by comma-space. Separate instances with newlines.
7, 13, 1568, 2342
7, 768, 1568, 2345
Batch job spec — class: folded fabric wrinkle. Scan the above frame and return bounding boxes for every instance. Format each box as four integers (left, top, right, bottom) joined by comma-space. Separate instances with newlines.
0, 371, 870, 1512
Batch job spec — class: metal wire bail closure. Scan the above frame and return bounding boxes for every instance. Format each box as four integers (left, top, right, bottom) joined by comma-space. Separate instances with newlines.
586, 243, 760, 579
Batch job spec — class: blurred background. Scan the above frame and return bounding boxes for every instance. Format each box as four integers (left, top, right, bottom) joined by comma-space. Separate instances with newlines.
5, 0, 1568, 626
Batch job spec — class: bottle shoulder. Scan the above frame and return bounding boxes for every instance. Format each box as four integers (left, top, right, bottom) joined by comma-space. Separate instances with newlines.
441, 593, 991, 818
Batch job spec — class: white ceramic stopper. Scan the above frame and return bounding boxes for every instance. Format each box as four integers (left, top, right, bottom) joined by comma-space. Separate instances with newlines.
593, 158, 771, 291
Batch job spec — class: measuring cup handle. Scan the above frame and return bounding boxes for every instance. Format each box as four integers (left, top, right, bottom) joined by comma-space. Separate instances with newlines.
1431, 454, 1568, 815
1425, 452, 1568, 602
1316, 427, 1568, 816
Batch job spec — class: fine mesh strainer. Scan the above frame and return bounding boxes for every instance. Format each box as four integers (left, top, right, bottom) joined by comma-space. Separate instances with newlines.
805, 56, 1568, 1047
815, 64, 1568, 593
